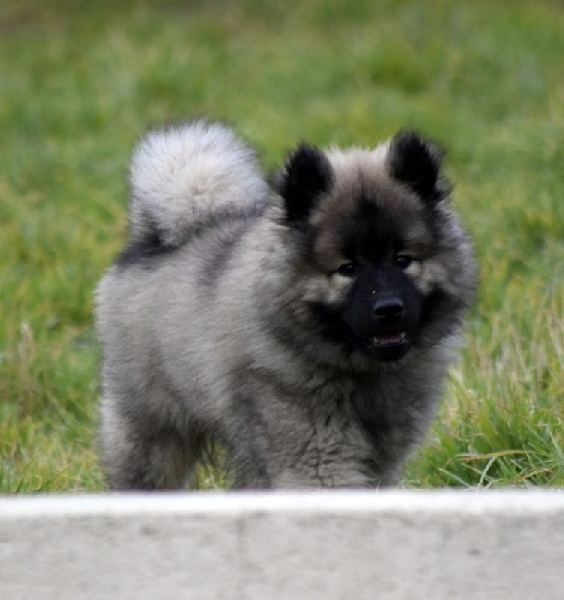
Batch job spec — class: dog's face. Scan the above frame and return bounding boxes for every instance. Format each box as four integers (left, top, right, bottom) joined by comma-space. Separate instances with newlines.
277, 133, 472, 362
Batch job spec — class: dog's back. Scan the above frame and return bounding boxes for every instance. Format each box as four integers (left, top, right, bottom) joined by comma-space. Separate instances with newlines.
96, 121, 270, 489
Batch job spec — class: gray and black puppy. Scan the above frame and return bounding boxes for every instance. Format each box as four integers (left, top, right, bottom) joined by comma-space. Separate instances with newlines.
96, 120, 477, 490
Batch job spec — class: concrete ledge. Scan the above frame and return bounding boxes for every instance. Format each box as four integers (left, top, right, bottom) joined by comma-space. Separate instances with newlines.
1, 491, 563, 599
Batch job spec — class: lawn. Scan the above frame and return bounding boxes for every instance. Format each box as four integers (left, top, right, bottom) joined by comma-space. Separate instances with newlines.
1, 0, 562, 492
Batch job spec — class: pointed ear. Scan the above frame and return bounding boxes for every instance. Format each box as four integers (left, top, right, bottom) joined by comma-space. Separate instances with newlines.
387, 132, 447, 203
276, 144, 334, 224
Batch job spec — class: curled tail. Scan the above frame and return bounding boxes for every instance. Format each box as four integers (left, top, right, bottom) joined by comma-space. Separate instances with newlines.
128, 120, 268, 247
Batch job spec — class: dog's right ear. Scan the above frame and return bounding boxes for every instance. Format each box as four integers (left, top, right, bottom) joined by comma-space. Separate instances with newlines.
276, 144, 334, 225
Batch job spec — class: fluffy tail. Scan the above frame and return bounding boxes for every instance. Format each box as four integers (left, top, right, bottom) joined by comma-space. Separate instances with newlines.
128, 120, 268, 247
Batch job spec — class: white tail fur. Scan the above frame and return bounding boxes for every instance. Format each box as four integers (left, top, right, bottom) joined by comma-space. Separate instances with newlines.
128, 120, 268, 246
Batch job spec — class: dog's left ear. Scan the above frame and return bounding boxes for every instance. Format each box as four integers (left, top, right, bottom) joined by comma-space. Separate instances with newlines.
276, 144, 334, 225
387, 132, 447, 203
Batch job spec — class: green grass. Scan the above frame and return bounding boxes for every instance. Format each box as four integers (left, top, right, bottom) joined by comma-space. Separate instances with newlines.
1, 0, 563, 492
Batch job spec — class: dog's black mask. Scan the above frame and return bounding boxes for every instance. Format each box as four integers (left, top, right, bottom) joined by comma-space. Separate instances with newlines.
340, 266, 422, 361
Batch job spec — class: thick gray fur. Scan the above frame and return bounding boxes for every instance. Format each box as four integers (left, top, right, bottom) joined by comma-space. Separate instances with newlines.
96, 120, 477, 490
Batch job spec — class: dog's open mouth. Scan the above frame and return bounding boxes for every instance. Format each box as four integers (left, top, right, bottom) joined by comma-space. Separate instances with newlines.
360, 331, 411, 361
340, 322, 413, 361
370, 332, 408, 348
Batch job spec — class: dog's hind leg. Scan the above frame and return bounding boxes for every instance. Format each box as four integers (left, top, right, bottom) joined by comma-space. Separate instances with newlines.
100, 396, 204, 491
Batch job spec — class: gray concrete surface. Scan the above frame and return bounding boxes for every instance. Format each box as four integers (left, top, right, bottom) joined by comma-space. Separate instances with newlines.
0, 491, 563, 599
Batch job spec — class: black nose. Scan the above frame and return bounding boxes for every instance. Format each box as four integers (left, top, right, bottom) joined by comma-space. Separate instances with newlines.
372, 297, 404, 324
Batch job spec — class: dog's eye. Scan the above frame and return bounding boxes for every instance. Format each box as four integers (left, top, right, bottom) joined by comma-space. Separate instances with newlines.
336, 262, 358, 277
395, 254, 413, 270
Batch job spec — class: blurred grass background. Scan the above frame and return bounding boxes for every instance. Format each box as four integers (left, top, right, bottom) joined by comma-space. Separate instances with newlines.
1, 0, 562, 492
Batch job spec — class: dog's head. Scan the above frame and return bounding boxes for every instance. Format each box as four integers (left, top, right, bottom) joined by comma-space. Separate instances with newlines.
275, 132, 476, 362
